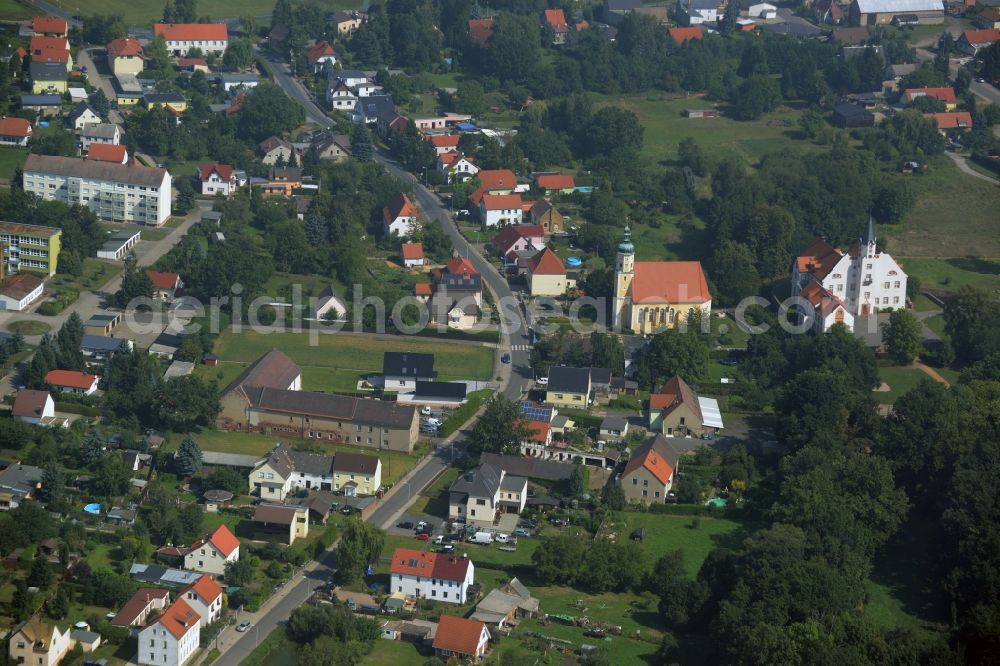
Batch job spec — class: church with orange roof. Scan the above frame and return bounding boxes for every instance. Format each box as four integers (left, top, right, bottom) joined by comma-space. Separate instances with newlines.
612, 226, 712, 333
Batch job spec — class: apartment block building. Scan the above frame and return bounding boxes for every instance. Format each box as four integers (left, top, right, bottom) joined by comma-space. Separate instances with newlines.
23, 154, 172, 226
0, 221, 61, 276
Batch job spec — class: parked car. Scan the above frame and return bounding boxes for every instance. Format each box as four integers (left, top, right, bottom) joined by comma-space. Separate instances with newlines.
434, 545, 454, 553
519, 519, 538, 529
470, 531, 494, 545
501, 352, 511, 364
423, 417, 442, 427
415, 532, 431, 540
513, 528, 531, 537
434, 535, 445, 545
236, 621, 252, 632
536, 377, 548, 385
444, 533, 462, 542
397, 521, 414, 530
420, 406, 432, 416
550, 518, 570, 527
340, 505, 354, 515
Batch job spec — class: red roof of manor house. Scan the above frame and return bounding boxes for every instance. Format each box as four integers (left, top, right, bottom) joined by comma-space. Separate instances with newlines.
391, 548, 472, 581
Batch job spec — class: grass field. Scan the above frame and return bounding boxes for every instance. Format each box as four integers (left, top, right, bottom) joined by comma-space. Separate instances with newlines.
900, 256, 1000, 295
618, 512, 747, 578
5, 320, 50, 335
364, 639, 429, 665
0, 0, 39, 18
174, 429, 424, 486
69, 0, 360, 24
876, 364, 936, 404
887, 158, 1000, 259
0, 147, 26, 182
594, 93, 809, 166
206, 329, 495, 391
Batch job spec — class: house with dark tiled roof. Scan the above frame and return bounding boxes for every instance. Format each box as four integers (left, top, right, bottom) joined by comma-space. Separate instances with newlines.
110, 588, 171, 629
382, 351, 437, 392
332, 452, 382, 496
252, 503, 309, 544
448, 463, 527, 528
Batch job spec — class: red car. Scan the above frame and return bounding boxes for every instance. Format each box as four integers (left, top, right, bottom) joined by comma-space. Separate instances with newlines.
415, 532, 431, 540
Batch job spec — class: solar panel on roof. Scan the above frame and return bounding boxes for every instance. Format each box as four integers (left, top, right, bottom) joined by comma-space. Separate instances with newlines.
520, 401, 553, 422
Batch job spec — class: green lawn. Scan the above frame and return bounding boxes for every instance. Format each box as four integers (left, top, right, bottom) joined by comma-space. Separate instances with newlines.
84, 542, 119, 569
886, 158, 1000, 259
70, 0, 360, 24
0, 0, 40, 18
899, 256, 1000, 295
594, 93, 809, 166
618, 512, 747, 578
876, 364, 936, 404
185, 429, 423, 486
0, 147, 27, 181
364, 638, 430, 665
47, 257, 120, 295
407, 467, 459, 518
208, 329, 495, 387
5, 320, 51, 335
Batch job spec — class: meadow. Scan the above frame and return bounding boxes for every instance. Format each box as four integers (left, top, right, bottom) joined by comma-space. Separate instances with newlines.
52, 0, 360, 24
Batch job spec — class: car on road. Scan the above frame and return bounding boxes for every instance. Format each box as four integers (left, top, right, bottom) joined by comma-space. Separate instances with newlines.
415, 532, 431, 540
236, 621, 252, 632
502, 352, 511, 364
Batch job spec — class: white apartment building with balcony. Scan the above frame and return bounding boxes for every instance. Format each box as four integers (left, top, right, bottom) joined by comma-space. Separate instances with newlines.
23, 154, 172, 226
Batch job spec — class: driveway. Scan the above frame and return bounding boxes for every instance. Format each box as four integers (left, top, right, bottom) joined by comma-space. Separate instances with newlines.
75, 49, 123, 124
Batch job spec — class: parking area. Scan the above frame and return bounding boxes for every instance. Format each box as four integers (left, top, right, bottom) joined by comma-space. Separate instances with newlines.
419, 406, 455, 437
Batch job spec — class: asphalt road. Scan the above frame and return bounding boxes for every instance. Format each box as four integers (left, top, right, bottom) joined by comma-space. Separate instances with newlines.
208, 53, 532, 666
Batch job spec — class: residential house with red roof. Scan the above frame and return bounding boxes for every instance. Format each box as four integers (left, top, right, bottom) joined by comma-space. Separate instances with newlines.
110, 588, 171, 629
146, 271, 183, 301
436, 150, 478, 183
86, 143, 129, 164
543, 8, 570, 44
976, 6, 1000, 29
154, 23, 229, 56
958, 28, 1000, 55
924, 111, 973, 131
648, 375, 723, 436
521, 420, 552, 447
182, 525, 240, 576
180, 574, 224, 624
492, 224, 545, 266
480, 193, 524, 228
468, 18, 495, 48
33, 16, 68, 37
612, 226, 712, 333
669, 26, 704, 44
620, 434, 684, 504
791, 216, 905, 328
902, 86, 957, 110
199, 163, 237, 197
401, 242, 425, 268
534, 173, 576, 194
446, 256, 478, 276
307, 41, 337, 73
390, 548, 476, 603
176, 58, 209, 73
477, 169, 519, 194
137, 597, 201, 666
433, 615, 490, 661
383, 192, 420, 237
526, 247, 571, 296
29, 35, 71, 70
0, 117, 32, 147
107, 37, 144, 77
44, 370, 99, 395
427, 133, 461, 155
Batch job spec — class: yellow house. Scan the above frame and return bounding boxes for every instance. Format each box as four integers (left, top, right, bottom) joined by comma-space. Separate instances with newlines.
107, 37, 144, 77
612, 226, 712, 334
544, 366, 592, 409
332, 452, 382, 497
0, 222, 62, 276
526, 247, 572, 297
143, 92, 188, 113
8, 616, 72, 666
30, 61, 68, 94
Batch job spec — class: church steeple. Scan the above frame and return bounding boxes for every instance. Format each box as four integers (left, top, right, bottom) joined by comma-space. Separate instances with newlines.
618, 224, 635, 256
862, 214, 877, 257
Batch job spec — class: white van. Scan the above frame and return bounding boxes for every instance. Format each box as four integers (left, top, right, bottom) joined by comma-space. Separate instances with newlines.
470, 531, 493, 545
494, 533, 511, 543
